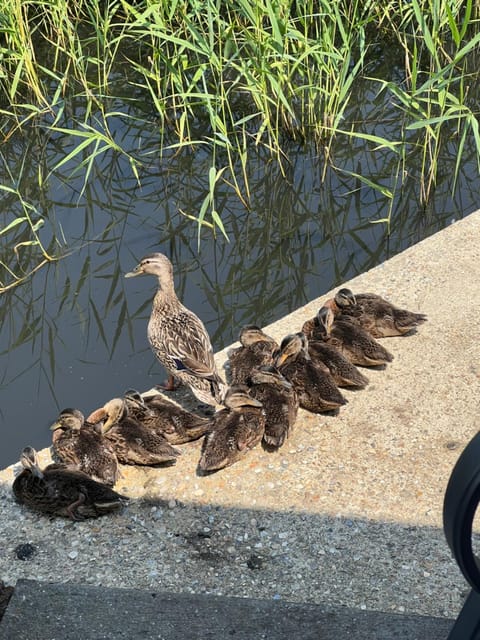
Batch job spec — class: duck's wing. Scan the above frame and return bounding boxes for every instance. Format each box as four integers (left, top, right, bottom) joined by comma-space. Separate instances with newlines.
161, 309, 218, 379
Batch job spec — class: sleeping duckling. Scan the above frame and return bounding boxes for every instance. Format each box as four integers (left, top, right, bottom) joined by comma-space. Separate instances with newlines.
198, 385, 265, 473
303, 306, 393, 367
274, 333, 347, 413
87, 398, 181, 466
12, 446, 128, 520
307, 341, 369, 389
249, 366, 299, 448
50, 408, 120, 486
227, 325, 279, 385
327, 288, 427, 337
125, 253, 227, 406
123, 389, 210, 444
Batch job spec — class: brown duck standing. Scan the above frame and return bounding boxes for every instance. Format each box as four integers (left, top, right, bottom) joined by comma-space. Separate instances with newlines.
326, 288, 427, 337
50, 408, 120, 486
88, 397, 181, 466
274, 332, 347, 413
124, 253, 226, 406
227, 325, 279, 385
12, 446, 128, 520
198, 385, 266, 473
303, 306, 393, 367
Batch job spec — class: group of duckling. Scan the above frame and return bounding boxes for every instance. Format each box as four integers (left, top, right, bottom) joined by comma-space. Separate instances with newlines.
12, 252, 427, 521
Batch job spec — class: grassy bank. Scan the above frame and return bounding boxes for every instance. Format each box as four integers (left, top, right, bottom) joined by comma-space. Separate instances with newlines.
0, 0, 479, 287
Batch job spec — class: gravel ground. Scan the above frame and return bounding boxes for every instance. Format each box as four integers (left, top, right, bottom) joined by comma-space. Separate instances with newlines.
2, 211, 480, 622
0, 479, 466, 619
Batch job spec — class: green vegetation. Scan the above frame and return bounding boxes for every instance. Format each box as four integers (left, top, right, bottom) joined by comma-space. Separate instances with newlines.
0, 0, 480, 288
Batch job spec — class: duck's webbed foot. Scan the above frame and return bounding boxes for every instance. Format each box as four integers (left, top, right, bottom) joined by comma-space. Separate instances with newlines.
67, 492, 86, 521
155, 375, 178, 392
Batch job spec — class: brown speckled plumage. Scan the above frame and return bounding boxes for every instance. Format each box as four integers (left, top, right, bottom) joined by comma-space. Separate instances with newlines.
227, 325, 278, 385
50, 408, 120, 486
12, 447, 127, 520
328, 288, 427, 337
198, 385, 265, 473
274, 333, 347, 413
125, 253, 226, 406
123, 389, 210, 444
88, 398, 181, 466
249, 366, 299, 448
307, 341, 369, 389
303, 307, 393, 367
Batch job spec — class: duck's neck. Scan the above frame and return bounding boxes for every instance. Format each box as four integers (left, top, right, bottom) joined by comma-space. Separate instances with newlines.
152, 276, 179, 312
156, 273, 176, 297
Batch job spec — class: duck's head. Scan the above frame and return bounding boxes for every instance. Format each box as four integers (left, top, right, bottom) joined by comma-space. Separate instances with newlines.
123, 389, 147, 411
238, 325, 275, 348
223, 384, 263, 411
50, 408, 85, 433
125, 253, 173, 282
334, 288, 356, 309
19, 446, 44, 478
87, 398, 127, 435
275, 332, 309, 366
315, 306, 334, 335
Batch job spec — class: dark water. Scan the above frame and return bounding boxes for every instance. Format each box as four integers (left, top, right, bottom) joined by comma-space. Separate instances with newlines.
1, 63, 479, 468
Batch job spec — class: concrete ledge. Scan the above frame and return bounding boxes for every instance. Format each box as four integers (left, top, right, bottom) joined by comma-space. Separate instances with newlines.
1, 211, 480, 621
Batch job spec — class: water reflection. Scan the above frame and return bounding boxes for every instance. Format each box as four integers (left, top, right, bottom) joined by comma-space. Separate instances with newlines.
0, 86, 479, 468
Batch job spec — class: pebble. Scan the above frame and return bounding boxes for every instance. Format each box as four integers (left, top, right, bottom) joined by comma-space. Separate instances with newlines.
68, 551, 78, 560
14, 543, 36, 561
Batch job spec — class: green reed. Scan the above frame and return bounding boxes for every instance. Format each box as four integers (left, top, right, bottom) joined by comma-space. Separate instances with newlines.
0, 0, 479, 287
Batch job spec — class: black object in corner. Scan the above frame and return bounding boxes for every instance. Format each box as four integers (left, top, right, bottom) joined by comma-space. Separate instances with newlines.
444, 430, 480, 640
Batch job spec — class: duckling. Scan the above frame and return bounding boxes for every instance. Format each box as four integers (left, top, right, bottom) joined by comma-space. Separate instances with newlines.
307, 341, 369, 389
227, 325, 279, 385
249, 366, 299, 448
198, 385, 265, 473
125, 253, 227, 407
50, 408, 120, 486
327, 288, 427, 337
87, 398, 181, 466
123, 389, 210, 444
304, 306, 393, 367
12, 446, 128, 520
274, 333, 347, 413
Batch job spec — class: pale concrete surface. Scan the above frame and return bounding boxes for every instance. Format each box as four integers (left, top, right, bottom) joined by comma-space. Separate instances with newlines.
1, 211, 479, 626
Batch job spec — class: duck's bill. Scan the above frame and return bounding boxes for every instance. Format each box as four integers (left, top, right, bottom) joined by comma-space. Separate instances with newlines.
124, 268, 141, 278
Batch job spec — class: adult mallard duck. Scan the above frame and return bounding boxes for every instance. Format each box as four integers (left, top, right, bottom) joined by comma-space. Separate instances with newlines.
87, 397, 181, 466
50, 408, 120, 486
249, 366, 299, 448
274, 332, 347, 413
227, 325, 279, 385
125, 253, 226, 407
307, 341, 369, 389
326, 288, 427, 337
198, 385, 265, 473
305, 306, 393, 367
123, 389, 210, 444
12, 447, 128, 520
